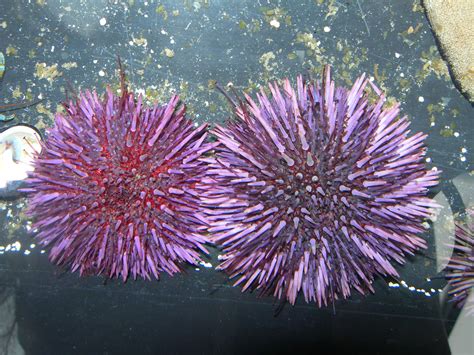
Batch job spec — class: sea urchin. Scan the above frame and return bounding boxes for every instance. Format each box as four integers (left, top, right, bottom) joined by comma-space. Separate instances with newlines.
205, 66, 440, 307
445, 207, 474, 312
23, 77, 213, 281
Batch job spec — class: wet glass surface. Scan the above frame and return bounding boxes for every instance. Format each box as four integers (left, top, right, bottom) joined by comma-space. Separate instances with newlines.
0, 1, 472, 354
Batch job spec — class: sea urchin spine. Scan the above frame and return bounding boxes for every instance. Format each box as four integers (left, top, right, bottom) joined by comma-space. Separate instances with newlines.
23, 81, 214, 281
204, 66, 440, 307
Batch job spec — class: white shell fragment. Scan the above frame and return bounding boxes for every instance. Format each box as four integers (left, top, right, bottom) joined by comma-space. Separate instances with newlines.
0, 125, 42, 197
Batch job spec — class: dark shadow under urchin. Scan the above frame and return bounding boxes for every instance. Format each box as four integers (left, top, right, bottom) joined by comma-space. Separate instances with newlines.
21, 66, 216, 282
204, 65, 441, 308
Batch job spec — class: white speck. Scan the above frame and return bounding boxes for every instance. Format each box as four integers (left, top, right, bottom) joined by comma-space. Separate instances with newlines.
426, 278, 431, 282
161, 29, 168, 35
388, 282, 399, 288
395, 52, 401, 58
24, 250, 31, 255
195, 268, 200, 271
438, 289, 443, 293
431, 288, 436, 293
454, 132, 460, 137
269, 19, 280, 28
51, 45, 55, 52
424, 292, 431, 297
425, 157, 431, 163
99, 18, 107, 26
323, 26, 331, 33
418, 96, 424, 102
199, 261, 213, 268
408, 286, 415, 291
99, 70, 105, 77
430, 122, 435, 127
40, 250, 46, 254
460, 156, 466, 162
399, 72, 405, 77
12, 241, 21, 251
461, 147, 467, 153
369, 76, 375, 82
30, 244, 36, 248
170, 38, 175, 44
217, 254, 224, 260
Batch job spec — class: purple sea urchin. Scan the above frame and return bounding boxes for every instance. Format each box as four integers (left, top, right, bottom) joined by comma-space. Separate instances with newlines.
22, 80, 213, 281
445, 207, 474, 311
205, 66, 440, 307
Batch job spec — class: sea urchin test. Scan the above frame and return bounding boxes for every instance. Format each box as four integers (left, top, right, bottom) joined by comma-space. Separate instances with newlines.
22, 79, 214, 281
204, 66, 440, 307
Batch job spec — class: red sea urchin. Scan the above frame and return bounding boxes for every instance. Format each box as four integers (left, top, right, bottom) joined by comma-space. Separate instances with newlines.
204, 66, 440, 307
22, 77, 214, 281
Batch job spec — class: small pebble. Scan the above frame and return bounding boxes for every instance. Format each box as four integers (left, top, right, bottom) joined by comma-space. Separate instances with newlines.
269, 19, 280, 28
